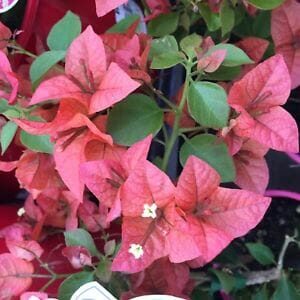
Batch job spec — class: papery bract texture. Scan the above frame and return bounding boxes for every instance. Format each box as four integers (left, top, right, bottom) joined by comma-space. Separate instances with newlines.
228, 55, 299, 153
0, 253, 34, 298
232, 140, 269, 195
272, 0, 300, 89
169, 156, 271, 266
30, 26, 140, 114
95, 0, 128, 17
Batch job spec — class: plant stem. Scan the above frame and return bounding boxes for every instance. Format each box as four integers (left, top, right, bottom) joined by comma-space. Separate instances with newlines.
146, 83, 178, 110
161, 62, 192, 172
277, 235, 296, 272
265, 190, 300, 202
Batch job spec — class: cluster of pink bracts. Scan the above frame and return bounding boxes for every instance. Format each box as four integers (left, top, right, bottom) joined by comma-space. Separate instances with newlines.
0, 0, 299, 299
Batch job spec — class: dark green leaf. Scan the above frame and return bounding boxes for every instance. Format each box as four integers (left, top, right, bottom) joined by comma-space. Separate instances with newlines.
188, 81, 229, 128
204, 66, 241, 81
96, 259, 112, 283
107, 94, 163, 146
20, 131, 53, 154
220, 0, 235, 37
211, 269, 236, 293
272, 274, 300, 300
1, 121, 18, 155
30, 50, 66, 84
192, 287, 213, 300
58, 271, 94, 300
252, 285, 269, 300
64, 229, 100, 257
0, 99, 10, 113
150, 35, 179, 59
107, 14, 140, 33
246, 243, 275, 266
252, 11, 271, 38
247, 0, 284, 10
151, 52, 184, 69
199, 3, 221, 32
208, 44, 253, 66
47, 11, 82, 51
148, 13, 179, 37
204, 65, 241, 81
180, 134, 235, 182
180, 33, 202, 58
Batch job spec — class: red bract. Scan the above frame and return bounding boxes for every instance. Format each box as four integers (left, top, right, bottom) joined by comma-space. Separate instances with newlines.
15, 99, 114, 199
271, 0, 300, 89
122, 258, 193, 299
111, 160, 175, 273
0, 50, 19, 104
78, 199, 110, 232
95, 0, 128, 17
0, 22, 11, 51
111, 34, 152, 83
145, 0, 171, 21
0, 253, 34, 298
232, 140, 269, 194
112, 156, 270, 273
228, 54, 299, 153
15, 151, 64, 198
80, 135, 152, 222
172, 156, 271, 268
24, 189, 80, 232
62, 246, 92, 269
0, 223, 43, 261
30, 26, 140, 114
236, 37, 269, 64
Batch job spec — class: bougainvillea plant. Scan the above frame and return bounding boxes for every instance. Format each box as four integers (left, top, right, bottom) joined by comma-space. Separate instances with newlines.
0, 0, 299, 299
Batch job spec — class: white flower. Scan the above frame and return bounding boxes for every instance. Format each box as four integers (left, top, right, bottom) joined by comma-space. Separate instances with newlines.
28, 296, 41, 300
17, 207, 25, 217
141, 203, 157, 219
128, 244, 144, 259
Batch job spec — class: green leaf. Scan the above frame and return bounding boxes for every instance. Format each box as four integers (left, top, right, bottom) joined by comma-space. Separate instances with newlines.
64, 228, 100, 257
180, 134, 235, 182
107, 94, 163, 146
20, 131, 53, 154
252, 285, 269, 300
107, 14, 140, 33
247, 0, 284, 10
252, 11, 271, 38
150, 35, 179, 59
204, 65, 241, 81
220, 0, 235, 37
246, 243, 275, 266
272, 274, 300, 300
58, 271, 94, 300
199, 3, 221, 32
47, 11, 82, 51
208, 44, 253, 66
211, 269, 236, 293
151, 52, 184, 69
96, 259, 112, 283
148, 13, 179, 37
0, 121, 18, 155
0, 99, 10, 113
30, 50, 66, 84
188, 81, 229, 128
180, 33, 202, 58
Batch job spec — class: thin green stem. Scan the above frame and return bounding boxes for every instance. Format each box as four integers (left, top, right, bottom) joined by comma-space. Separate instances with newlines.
180, 126, 205, 133
146, 84, 178, 110
277, 235, 297, 272
161, 62, 192, 171
8, 43, 37, 59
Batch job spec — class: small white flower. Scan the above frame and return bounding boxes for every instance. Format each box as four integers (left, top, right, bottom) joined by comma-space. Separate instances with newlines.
141, 203, 157, 219
17, 207, 25, 217
128, 244, 144, 259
